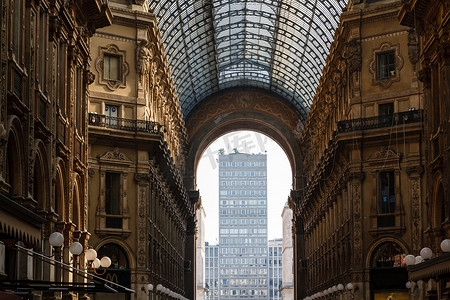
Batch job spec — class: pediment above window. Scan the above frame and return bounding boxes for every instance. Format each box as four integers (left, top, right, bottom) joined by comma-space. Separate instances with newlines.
366, 148, 401, 165
98, 148, 132, 166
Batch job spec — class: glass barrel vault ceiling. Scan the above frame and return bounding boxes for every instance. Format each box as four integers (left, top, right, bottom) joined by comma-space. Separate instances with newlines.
148, 0, 348, 120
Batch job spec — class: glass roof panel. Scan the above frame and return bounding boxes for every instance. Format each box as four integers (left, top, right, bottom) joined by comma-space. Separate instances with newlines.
148, 0, 348, 120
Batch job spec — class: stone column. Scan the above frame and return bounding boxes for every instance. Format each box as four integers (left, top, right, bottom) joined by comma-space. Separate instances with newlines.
290, 190, 306, 300
407, 166, 424, 254
349, 172, 364, 299
185, 216, 196, 300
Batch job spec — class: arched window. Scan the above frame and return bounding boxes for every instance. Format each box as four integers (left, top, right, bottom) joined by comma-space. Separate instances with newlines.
97, 243, 129, 270
55, 162, 66, 220
370, 242, 408, 293
6, 129, 22, 197
371, 242, 405, 268
434, 181, 446, 227
97, 243, 131, 298
33, 147, 48, 210
72, 180, 81, 228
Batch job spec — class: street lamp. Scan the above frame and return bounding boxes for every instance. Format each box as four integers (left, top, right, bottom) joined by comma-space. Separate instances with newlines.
85, 248, 112, 275
48, 231, 111, 275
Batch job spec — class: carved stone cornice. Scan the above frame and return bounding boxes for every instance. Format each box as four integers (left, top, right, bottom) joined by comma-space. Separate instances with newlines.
134, 173, 151, 185
406, 165, 424, 178
349, 171, 365, 182
365, 148, 401, 166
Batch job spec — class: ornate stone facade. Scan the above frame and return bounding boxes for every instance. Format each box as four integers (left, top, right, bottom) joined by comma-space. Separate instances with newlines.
87, 2, 194, 300
400, 0, 450, 298
297, 1, 425, 299
0, 0, 111, 298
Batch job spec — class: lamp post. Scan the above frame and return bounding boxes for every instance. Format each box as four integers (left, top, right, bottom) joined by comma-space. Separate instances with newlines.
48, 231, 112, 277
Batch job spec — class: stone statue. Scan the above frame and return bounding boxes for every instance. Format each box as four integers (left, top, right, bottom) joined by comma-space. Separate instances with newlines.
136, 40, 152, 76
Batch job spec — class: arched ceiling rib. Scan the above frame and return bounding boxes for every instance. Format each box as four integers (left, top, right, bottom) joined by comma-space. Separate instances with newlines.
148, 0, 347, 120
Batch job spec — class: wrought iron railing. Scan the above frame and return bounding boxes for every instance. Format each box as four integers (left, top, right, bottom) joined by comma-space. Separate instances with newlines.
337, 109, 423, 133
88, 113, 164, 135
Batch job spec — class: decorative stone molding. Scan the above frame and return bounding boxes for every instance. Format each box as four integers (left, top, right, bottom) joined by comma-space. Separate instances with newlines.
407, 28, 420, 66
136, 40, 153, 78
137, 183, 147, 267
406, 166, 424, 178
369, 42, 404, 88
95, 44, 129, 90
345, 38, 362, 74
409, 177, 422, 252
365, 148, 401, 166
97, 148, 133, 166
352, 183, 363, 267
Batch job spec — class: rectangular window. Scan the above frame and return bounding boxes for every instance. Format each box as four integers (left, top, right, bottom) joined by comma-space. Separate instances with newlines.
105, 104, 119, 127
39, 10, 47, 90
12, 0, 22, 60
379, 171, 395, 213
59, 42, 66, 115
75, 68, 82, 132
104, 54, 120, 81
379, 102, 394, 116
378, 51, 396, 79
105, 172, 122, 228
378, 171, 396, 227
105, 172, 121, 215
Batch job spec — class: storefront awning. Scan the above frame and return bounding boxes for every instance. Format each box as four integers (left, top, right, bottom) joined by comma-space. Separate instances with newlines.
0, 291, 23, 300
0, 193, 45, 246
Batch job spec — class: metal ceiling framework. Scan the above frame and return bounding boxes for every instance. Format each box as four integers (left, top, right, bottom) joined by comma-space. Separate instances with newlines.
148, 0, 348, 119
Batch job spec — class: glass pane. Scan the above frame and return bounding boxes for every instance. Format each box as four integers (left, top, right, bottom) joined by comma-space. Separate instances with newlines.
105, 172, 121, 215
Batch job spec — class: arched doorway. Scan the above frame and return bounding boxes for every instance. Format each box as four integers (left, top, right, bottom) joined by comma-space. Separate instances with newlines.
95, 243, 131, 300
369, 241, 409, 300
185, 88, 305, 299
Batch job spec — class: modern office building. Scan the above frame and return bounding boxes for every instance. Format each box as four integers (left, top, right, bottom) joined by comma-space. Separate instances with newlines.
218, 153, 268, 299
205, 243, 220, 300
268, 239, 283, 300
280, 204, 294, 300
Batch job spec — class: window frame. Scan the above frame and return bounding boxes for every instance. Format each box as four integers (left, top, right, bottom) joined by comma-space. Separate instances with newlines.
95, 44, 129, 90
369, 42, 404, 88
95, 149, 133, 237
377, 51, 396, 79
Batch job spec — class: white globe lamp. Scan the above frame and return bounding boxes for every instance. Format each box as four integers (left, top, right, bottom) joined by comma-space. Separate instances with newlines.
85, 248, 97, 261
92, 258, 101, 269
49, 232, 64, 247
405, 254, 416, 266
440, 239, 450, 252
100, 256, 112, 268
346, 283, 354, 290
415, 256, 424, 264
69, 242, 83, 256
337, 284, 344, 291
145, 284, 153, 293
420, 247, 433, 259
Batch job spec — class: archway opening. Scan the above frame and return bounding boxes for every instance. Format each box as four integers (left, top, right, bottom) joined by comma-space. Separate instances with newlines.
369, 241, 408, 299
95, 243, 131, 300
196, 130, 293, 300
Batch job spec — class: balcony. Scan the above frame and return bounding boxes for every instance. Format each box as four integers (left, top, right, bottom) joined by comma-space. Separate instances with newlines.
88, 112, 164, 135
337, 110, 423, 133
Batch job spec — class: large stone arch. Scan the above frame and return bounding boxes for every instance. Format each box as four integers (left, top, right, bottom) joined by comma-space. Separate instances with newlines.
184, 87, 305, 192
